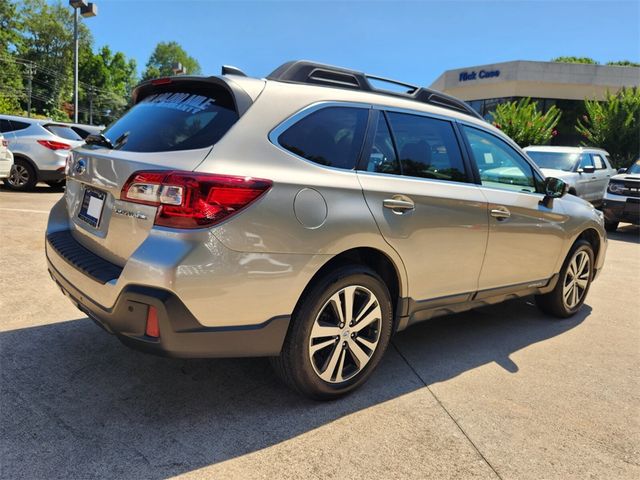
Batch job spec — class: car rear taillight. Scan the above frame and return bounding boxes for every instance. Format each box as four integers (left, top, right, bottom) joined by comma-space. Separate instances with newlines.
121, 170, 272, 229
37, 140, 71, 150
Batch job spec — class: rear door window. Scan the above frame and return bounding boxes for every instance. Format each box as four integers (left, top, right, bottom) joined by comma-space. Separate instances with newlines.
591, 154, 605, 169
101, 89, 239, 152
45, 124, 83, 141
278, 106, 368, 169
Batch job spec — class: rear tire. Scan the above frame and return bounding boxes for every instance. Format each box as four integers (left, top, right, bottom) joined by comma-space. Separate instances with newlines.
4, 159, 37, 191
604, 221, 619, 233
271, 265, 393, 400
535, 239, 594, 318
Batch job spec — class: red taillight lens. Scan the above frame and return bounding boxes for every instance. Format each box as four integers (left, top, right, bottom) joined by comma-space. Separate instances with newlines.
145, 305, 160, 338
121, 170, 272, 229
37, 140, 71, 150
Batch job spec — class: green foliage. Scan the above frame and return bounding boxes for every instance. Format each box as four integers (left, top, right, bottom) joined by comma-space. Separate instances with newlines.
551, 56, 598, 64
606, 60, 640, 67
552, 57, 640, 67
0, 0, 138, 124
491, 98, 562, 147
142, 41, 201, 80
576, 87, 640, 168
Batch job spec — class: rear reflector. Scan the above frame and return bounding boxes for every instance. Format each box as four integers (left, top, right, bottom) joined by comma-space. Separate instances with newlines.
122, 170, 272, 229
37, 140, 71, 150
145, 306, 160, 338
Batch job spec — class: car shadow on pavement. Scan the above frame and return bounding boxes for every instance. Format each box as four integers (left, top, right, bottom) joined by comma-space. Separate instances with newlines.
0, 297, 589, 479
607, 224, 640, 244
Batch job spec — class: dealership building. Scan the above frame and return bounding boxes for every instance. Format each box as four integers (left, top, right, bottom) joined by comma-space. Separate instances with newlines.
429, 60, 640, 144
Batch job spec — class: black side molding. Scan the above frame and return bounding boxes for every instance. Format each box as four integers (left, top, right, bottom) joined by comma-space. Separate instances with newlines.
46, 230, 123, 284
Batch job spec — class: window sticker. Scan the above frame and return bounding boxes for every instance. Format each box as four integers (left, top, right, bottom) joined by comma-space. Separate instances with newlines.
483, 153, 494, 164
141, 92, 215, 114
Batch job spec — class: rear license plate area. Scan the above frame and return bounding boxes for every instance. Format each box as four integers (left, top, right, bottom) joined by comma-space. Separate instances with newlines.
78, 188, 106, 228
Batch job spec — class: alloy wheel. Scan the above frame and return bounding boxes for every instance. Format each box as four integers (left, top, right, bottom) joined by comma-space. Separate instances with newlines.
562, 250, 591, 310
308, 285, 382, 383
8, 164, 30, 188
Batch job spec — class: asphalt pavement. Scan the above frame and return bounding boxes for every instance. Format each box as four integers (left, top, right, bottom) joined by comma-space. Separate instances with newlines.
0, 186, 638, 480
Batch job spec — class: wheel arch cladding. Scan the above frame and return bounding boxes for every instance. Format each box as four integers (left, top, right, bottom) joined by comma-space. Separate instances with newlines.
293, 247, 402, 328
576, 228, 601, 261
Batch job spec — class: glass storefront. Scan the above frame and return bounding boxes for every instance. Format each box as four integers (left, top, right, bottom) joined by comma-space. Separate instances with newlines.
468, 97, 587, 146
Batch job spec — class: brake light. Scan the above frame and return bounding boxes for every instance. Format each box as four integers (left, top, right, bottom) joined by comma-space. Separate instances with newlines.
151, 77, 172, 86
37, 140, 71, 150
121, 170, 272, 229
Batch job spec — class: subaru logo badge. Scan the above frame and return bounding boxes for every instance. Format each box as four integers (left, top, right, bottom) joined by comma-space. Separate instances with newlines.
74, 159, 86, 175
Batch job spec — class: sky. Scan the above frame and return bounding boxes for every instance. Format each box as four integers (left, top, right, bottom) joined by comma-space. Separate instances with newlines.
81, 0, 640, 85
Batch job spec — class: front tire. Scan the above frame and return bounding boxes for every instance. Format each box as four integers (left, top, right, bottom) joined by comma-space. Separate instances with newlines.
535, 239, 594, 318
271, 265, 393, 400
4, 159, 37, 191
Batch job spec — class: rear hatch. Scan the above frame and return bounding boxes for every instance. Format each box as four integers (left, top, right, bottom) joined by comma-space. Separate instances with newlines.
64, 77, 251, 266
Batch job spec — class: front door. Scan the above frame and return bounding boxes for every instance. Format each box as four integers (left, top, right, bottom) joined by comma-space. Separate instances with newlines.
357, 110, 488, 302
460, 125, 567, 290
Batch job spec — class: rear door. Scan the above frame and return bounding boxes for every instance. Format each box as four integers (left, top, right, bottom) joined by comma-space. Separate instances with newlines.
590, 152, 612, 201
576, 153, 599, 201
357, 109, 488, 303
460, 124, 566, 290
65, 82, 243, 265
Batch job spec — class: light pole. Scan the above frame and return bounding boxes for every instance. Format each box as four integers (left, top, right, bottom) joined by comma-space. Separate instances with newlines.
69, 1, 97, 123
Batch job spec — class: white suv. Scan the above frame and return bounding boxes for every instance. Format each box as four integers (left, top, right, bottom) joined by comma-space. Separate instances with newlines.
524, 146, 616, 205
0, 114, 84, 190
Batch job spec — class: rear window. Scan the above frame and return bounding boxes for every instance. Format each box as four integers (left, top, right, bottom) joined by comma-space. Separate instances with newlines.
101, 89, 238, 152
278, 107, 368, 169
45, 124, 83, 141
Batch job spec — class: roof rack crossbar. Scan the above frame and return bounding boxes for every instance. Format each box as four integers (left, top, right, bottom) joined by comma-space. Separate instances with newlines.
267, 60, 483, 120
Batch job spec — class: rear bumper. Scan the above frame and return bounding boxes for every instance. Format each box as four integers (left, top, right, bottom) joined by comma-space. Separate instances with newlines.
602, 195, 640, 225
47, 258, 290, 358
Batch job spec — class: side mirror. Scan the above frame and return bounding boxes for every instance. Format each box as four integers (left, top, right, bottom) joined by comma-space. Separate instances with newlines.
540, 177, 567, 208
618, 168, 627, 174
581, 165, 596, 174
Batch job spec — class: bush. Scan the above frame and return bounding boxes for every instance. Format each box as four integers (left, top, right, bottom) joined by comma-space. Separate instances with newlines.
491, 98, 562, 147
576, 87, 640, 168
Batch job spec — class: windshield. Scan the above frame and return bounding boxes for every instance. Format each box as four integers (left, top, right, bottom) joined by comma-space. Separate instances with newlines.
45, 124, 83, 141
101, 89, 238, 153
526, 151, 581, 171
628, 159, 640, 174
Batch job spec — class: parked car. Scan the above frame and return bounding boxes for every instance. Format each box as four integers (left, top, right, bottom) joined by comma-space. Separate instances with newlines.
0, 132, 14, 179
524, 146, 616, 205
64, 122, 104, 139
46, 61, 607, 399
601, 158, 640, 231
0, 114, 84, 190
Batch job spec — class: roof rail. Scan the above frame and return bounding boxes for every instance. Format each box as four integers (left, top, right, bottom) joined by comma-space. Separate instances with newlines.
267, 60, 484, 120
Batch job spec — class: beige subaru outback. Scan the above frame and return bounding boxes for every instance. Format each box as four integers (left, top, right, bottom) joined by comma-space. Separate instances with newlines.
46, 61, 607, 399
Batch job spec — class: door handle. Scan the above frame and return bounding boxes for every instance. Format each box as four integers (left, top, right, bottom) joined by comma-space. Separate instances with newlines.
490, 206, 511, 220
383, 197, 415, 213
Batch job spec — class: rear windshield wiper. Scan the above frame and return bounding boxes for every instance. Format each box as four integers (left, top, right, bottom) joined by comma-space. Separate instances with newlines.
85, 133, 114, 149
113, 131, 129, 150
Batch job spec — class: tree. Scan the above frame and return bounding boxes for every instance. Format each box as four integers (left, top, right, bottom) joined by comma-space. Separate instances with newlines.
606, 60, 640, 67
17, 0, 93, 120
576, 87, 640, 168
142, 41, 201, 80
79, 46, 137, 124
491, 98, 562, 147
551, 56, 598, 64
0, 0, 24, 113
